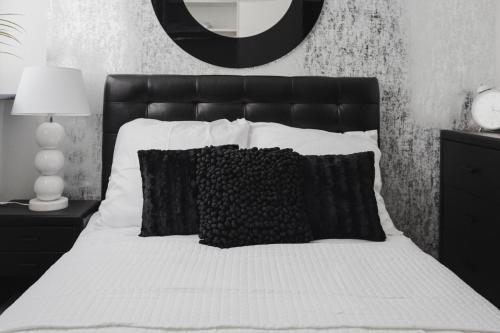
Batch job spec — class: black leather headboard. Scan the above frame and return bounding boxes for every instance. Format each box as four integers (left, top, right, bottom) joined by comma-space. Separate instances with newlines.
102, 75, 380, 197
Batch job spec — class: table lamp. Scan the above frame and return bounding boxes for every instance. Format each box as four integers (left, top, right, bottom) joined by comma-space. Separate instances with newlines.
11, 66, 90, 211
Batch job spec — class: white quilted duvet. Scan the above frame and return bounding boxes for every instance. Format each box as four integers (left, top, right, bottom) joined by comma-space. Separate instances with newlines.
1, 221, 500, 333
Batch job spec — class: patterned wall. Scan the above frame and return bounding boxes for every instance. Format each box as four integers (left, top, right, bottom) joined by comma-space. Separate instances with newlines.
43, 0, 497, 256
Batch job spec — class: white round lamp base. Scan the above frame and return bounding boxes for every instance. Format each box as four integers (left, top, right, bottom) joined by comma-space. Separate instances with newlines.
29, 197, 68, 212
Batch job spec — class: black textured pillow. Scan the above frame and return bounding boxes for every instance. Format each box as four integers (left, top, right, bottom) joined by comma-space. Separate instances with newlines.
138, 145, 238, 237
303, 151, 386, 241
196, 147, 313, 248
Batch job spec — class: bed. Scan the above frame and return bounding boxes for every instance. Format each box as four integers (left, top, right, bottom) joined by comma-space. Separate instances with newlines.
0, 75, 499, 333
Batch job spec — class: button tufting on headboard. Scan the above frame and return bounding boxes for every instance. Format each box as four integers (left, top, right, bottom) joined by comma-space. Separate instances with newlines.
102, 75, 380, 198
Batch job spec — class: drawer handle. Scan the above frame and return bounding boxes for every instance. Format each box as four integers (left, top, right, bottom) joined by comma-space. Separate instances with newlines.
17, 263, 38, 268
465, 213, 480, 224
18, 237, 39, 242
464, 258, 479, 273
463, 165, 480, 175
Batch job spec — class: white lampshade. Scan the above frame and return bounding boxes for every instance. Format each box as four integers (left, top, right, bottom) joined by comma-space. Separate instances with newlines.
11, 66, 90, 116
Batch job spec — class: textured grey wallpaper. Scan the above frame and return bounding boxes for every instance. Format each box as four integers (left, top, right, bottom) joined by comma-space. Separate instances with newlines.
42, 0, 497, 256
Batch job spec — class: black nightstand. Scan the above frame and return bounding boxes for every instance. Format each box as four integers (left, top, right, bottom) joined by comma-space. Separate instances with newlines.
440, 130, 500, 308
0, 200, 99, 311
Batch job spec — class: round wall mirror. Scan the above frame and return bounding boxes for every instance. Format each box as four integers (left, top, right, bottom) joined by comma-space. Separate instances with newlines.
151, 0, 324, 68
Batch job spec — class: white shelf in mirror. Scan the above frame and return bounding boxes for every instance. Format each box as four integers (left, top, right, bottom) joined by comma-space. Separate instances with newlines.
185, 0, 239, 37
209, 28, 237, 32
185, 0, 237, 3
184, 0, 292, 38
184, 0, 278, 2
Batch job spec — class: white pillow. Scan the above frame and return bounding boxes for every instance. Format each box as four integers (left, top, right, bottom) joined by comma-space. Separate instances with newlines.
248, 121, 401, 236
96, 118, 250, 228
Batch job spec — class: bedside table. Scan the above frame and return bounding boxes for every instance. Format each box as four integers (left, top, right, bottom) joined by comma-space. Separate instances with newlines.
0, 200, 99, 278
0, 200, 99, 312
440, 130, 500, 308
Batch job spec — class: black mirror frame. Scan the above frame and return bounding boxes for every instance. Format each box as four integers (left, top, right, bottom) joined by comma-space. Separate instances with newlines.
151, 0, 324, 68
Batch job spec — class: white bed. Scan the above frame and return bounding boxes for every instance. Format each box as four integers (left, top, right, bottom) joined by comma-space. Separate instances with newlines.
1, 91, 499, 333
1, 212, 500, 333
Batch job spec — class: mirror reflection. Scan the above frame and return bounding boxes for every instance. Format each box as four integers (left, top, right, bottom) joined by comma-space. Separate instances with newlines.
184, 0, 293, 38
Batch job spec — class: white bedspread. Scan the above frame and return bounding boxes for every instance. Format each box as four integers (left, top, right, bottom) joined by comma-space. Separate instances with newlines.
1, 221, 500, 333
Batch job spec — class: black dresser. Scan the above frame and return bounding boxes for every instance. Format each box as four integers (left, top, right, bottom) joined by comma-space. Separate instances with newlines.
0, 200, 99, 311
440, 130, 500, 308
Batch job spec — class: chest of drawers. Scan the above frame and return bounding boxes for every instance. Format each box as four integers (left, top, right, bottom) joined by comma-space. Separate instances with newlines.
440, 130, 500, 308
0, 200, 99, 311
0, 200, 99, 278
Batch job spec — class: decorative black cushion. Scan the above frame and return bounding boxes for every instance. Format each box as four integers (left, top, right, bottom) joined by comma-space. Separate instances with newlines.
138, 145, 238, 237
303, 152, 386, 241
196, 147, 313, 248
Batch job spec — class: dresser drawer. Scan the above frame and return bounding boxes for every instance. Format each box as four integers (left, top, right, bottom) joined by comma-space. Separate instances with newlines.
441, 230, 500, 307
441, 187, 500, 236
442, 140, 500, 199
0, 253, 63, 277
469, 273, 500, 307
441, 188, 500, 279
0, 227, 78, 252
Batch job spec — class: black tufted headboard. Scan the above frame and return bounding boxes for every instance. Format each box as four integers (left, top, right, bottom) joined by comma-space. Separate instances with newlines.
102, 75, 380, 198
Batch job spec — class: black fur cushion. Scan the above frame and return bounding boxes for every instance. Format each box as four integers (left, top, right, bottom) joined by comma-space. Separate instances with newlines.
138, 145, 238, 237
196, 147, 313, 248
303, 152, 386, 241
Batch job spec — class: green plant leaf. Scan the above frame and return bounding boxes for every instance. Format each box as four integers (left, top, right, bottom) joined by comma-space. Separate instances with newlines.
0, 30, 20, 44
0, 51, 21, 59
0, 13, 22, 58
0, 18, 24, 31
0, 23, 23, 33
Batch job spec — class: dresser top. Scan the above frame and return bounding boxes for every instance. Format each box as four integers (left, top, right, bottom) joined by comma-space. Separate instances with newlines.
0, 200, 100, 226
441, 130, 500, 150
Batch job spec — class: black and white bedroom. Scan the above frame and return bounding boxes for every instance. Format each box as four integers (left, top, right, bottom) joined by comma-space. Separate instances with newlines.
0, 0, 500, 332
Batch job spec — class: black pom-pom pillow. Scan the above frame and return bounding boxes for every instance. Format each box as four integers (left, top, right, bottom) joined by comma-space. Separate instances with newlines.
138, 145, 238, 237
196, 147, 313, 248
303, 151, 386, 241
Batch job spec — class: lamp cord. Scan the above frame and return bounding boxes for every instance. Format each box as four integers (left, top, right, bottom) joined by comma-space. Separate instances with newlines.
0, 201, 29, 206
